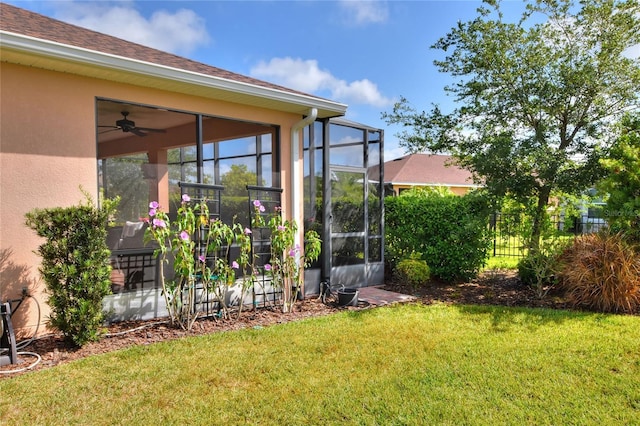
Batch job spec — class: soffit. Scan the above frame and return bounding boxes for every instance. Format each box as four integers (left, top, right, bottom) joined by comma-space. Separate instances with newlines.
1, 32, 347, 119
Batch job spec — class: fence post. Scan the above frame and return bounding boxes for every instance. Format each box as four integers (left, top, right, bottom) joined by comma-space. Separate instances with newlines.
490, 213, 497, 257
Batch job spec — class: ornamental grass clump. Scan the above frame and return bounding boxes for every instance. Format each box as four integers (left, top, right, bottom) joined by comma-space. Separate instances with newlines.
558, 232, 640, 314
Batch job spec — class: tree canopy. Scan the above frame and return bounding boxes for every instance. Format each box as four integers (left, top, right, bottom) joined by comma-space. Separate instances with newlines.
598, 113, 640, 244
383, 0, 640, 249
220, 164, 262, 196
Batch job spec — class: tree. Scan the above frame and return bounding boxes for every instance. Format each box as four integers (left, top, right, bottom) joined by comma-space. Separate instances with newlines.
102, 154, 148, 224
383, 0, 640, 251
598, 113, 640, 245
220, 164, 262, 196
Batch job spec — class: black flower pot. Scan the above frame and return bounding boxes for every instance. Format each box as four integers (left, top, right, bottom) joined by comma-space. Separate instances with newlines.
337, 288, 359, 306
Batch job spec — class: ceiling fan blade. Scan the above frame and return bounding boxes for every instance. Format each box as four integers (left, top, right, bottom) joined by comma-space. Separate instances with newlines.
98, 127, 120, 134
100, 112, 164, 137
129, 128, 148, 137
135, 127, 166, 133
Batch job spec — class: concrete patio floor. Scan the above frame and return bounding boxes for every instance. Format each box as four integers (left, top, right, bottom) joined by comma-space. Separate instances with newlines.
357, 286, 416, 307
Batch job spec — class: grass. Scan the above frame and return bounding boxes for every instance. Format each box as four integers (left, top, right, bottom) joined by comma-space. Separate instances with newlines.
2, 303, 639, 425
484, 255, 521, 270
490, 232, 577, 259
491, 235, 527, 257
485, 232, 580, 271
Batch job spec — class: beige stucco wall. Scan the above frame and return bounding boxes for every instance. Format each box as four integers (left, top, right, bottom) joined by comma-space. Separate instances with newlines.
0, 62, 303, 336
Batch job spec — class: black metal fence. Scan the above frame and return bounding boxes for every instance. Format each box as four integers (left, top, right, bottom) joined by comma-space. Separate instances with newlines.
490, 212, 607, 257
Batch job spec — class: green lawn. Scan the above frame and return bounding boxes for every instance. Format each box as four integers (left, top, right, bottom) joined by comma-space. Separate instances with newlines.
484, 255, 521, 270
2, 303, 639, 425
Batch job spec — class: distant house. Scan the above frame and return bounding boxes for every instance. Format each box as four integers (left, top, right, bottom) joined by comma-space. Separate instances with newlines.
381, 154, 480, 196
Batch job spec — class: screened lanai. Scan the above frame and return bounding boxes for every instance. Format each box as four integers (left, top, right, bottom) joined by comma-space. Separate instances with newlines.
303, 118, 384, 295
96, 99, 383, 320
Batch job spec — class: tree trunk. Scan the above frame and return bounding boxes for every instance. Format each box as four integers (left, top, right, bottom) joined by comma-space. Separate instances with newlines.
529, 186, 552, 254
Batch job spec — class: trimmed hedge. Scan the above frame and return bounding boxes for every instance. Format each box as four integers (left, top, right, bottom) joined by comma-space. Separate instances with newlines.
386, 191, 491, 282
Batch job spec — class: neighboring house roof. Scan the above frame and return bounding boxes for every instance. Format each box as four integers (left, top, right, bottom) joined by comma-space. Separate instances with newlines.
383, 154, 479, 188
0, 3, 347, 118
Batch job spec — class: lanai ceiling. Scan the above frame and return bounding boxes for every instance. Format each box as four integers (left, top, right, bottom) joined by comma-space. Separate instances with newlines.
96, 99, 275, 158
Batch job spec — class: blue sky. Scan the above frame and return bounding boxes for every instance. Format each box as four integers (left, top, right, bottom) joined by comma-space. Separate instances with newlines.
7, 0, 529, 160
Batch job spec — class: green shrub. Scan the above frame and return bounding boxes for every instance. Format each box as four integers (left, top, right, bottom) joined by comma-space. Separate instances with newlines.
517, 240, 568, 298
558, 232, 640, 314
25, 193, 118, 346
517, 255, 541, 286
395, 255, 431, 289
385, 190, 491, 282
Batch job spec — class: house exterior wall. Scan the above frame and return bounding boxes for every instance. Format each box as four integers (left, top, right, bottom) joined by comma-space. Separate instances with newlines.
0, 62, 302, 336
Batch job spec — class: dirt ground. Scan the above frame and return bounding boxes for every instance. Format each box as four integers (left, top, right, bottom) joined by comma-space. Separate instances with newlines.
0, 271, 633, 378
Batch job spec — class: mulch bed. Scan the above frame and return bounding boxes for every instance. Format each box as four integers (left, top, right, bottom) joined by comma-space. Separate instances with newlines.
1, 271, 635, 378
385, 270, 571, 311
1, 298, 349, 378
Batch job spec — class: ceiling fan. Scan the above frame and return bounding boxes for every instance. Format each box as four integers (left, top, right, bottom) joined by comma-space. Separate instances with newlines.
99, 111, 166, 137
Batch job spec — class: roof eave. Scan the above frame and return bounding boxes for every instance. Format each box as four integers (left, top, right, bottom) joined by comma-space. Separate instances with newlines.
0, 31, 348, 119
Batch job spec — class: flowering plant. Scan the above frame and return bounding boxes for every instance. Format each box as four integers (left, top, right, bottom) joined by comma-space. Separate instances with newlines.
252, 200, 321, 313
234, 225, 256, 317
144, 194, 319, 326
145, 194, 250, 329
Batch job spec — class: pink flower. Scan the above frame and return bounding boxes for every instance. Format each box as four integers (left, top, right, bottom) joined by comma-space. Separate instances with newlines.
244, 227, 252, 235
259, 205, 265, 212
149, 208, 156, 217
198, 255, 206, 263
264, 264, 272, 271
231, 261, 239, 269
152, 218, 166, 228
149, 201, 159, 209
180, 231, 190, 241
275, 206, 282, 212
182, 194, 190, 203
288, 249, 296, 257
277, 225, 286, 232
253, 200, 262, 207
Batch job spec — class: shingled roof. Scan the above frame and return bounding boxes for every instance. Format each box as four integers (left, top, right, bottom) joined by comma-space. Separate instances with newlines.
0, 2, 346, 117
384, 154, 478, 187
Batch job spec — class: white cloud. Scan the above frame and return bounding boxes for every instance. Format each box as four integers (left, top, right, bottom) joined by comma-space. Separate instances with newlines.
339, 0, 389, 26
250, 57, 393, 108
332, 79, 391, 107
384, 144, 407, 161
251, 57, 335, 93
53, 1, 210, 55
